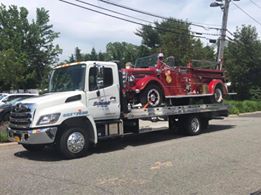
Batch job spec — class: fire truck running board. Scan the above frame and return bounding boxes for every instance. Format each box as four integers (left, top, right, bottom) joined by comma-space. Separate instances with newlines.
125, 104, 229, 119
165, 94, 213, 98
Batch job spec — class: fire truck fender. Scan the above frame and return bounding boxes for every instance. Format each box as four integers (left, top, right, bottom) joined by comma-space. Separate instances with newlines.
135, 76, 169, 95
208, 79, 228, 95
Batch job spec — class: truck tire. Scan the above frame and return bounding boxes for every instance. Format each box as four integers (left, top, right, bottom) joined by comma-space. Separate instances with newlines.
22, 144, 45, 152
184, 115, 202, 136
58, 127, 89, 159
140, 84, 163, 107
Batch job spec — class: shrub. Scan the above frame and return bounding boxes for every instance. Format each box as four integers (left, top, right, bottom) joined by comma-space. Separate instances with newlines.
0, 130, 8, 143
226, 100, 261, 114
0, 122, 9, 143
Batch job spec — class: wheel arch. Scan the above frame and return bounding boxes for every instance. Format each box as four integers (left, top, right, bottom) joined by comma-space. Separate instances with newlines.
56, 116, 97, 144
208, 79, 227, 95
136, 76, 168, 96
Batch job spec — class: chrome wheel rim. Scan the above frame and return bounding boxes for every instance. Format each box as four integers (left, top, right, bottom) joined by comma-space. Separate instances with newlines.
214, 88, 223, 103
147, 89, 160, 106
67, 132, 85, 154
191, 118, 200, 133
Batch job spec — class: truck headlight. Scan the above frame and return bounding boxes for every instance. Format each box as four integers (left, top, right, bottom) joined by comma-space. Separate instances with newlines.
37, 113, 60, 125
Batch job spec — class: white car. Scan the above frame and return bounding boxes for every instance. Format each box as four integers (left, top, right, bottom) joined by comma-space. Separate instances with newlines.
0, 93, 38, 105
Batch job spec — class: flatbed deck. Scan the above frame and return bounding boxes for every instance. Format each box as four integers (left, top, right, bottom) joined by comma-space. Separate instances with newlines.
125, 104, 229, 119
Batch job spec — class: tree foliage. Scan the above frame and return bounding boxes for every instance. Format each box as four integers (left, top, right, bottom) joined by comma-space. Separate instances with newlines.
136, 18, 215, 65
0, 4, 61, 91
225, 25, 261, 100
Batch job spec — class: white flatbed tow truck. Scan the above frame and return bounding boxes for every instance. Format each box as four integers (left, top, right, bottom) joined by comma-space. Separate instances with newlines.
8, 61, 229, 159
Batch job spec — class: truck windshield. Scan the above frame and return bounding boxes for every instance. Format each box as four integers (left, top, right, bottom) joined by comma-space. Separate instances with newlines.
49, 64, 86, 92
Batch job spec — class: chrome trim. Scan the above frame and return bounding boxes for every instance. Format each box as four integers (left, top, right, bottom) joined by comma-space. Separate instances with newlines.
9, 103, 36, 129
67, 132, 85, 153
8, 127, 58, 144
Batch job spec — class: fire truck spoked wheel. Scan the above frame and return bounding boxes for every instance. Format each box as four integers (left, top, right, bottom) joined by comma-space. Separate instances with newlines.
140, 84, 163, 107
213, 86, 223, 103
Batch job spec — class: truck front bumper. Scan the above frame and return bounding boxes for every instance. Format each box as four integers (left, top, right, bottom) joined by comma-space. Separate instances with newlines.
8, 127, 58, 144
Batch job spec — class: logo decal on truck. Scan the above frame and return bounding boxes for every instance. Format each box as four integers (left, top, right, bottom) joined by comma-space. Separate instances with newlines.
63, 111, 88, 118
93, 100, 110, 107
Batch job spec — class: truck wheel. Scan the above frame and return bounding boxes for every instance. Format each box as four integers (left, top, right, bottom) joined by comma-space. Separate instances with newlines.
22, 144, 45, 152
212, 86, 223, 103
140, 84, 163, 107
185, 115, 202, 136
58, 127, 89, 159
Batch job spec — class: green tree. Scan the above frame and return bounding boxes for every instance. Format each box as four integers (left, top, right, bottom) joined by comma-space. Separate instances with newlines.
225, 25, 261, 100
0, 4, 61, 90
75, 47, 82, 61
90, 48, 97, 60
136, 18, 215, 65
106, 42, 139, 64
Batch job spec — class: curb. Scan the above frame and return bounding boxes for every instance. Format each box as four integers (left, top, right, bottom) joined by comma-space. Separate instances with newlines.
0, 142, 17, 147
229, 111, 261, 117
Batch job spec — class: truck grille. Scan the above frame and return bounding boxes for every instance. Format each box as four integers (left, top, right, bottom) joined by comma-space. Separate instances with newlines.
9, 103, 35, 129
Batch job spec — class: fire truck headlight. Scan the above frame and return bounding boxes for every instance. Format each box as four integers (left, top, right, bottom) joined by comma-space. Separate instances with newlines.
128, 75, 135, 82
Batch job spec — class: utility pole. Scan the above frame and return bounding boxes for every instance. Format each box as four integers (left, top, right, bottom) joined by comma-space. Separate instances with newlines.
217, 0, 230, 70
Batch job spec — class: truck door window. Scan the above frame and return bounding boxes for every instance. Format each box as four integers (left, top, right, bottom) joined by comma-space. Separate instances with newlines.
89, 67, 113, 91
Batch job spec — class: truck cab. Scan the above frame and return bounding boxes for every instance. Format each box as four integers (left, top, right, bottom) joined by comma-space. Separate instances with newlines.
8, 61, 122, 158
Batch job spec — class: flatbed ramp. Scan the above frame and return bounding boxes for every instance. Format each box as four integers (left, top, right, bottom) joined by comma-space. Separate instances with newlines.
125, 104, 229, 119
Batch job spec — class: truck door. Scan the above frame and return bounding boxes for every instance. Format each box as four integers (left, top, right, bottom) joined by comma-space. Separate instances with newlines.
86, 64, 121, 120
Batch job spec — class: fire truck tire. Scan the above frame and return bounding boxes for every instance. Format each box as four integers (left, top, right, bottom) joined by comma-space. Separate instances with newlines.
58, 127, 89, 159
22, 144, 45, 152
212, 86, 223, 103
140, 84, 163, 107
184, 115, 202, 136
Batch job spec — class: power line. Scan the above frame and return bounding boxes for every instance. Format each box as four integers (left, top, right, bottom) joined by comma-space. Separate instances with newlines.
59, 0, 219, 39
232, 1, 261, 26
74, 0, 152, 24
249, 0, 261, 9
226, 29, 235, 39
98, 0, 221, 30
75, 0, 220, 36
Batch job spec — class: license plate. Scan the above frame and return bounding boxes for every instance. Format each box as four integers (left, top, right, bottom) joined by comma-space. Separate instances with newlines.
14, 136, 21, 142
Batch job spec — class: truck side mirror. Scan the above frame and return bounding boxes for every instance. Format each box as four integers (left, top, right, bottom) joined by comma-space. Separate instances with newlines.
94, 63, 104, 89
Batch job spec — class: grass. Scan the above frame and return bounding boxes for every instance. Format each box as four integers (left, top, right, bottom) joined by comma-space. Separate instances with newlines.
0, 122, 9, 143
225, 100, 261, 115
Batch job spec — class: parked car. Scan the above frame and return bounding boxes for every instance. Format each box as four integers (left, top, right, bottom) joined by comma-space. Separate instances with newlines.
0, 96, 37, 122
0, 93, 37, 106
0, 93, 8, 100
122, 54, 228, 107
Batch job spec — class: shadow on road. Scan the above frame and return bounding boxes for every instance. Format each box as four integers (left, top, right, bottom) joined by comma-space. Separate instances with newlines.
14, 147, 63, 162
14, 124, 235, 161
92, 124, 235, 154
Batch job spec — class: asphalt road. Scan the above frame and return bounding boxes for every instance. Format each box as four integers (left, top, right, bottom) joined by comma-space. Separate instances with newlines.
1, 113, 261, 195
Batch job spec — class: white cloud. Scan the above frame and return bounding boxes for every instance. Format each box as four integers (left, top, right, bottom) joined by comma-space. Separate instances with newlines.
1, 0, 261, 61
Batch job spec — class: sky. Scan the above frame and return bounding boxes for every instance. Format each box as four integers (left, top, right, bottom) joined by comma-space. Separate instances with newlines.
1, 0, 261, 62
